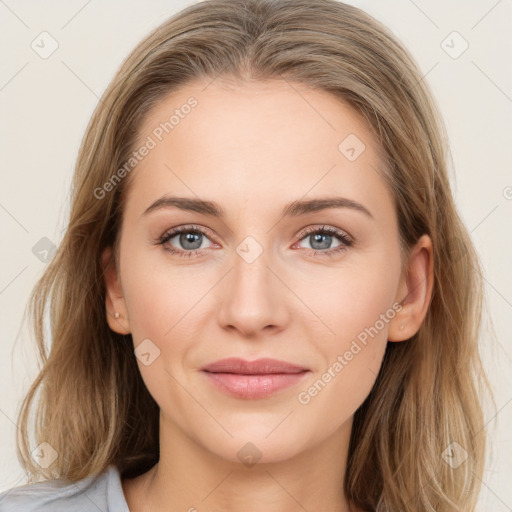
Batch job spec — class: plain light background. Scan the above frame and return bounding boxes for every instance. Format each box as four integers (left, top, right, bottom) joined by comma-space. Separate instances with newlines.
1, 0, 511, 509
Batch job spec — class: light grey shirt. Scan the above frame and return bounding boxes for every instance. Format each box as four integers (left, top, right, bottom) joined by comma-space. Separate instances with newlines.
0, 464, 129, 512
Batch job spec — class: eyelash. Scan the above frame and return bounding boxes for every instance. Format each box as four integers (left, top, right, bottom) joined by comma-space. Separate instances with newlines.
157, 224, 353, 259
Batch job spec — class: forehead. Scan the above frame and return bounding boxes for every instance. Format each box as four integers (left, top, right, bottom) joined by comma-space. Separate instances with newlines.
137, 77, 380, 160
124, 77, 392, 220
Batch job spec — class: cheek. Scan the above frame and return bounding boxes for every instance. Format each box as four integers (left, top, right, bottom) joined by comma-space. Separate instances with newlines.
295, 349, 384, 446
291, 257, 399, 423
119, 245, 217, 396
118, 247, 203, 418
294, 257, 400, 345
120, 243, 211, 341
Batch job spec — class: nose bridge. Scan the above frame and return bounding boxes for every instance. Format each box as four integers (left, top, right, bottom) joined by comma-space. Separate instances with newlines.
216, 232, 290, 336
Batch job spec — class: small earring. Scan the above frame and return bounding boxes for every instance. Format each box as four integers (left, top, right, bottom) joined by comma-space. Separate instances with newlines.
114, 312, 120, 319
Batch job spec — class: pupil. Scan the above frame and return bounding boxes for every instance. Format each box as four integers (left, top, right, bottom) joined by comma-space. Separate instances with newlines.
180, 232, 202, 250
311, 233, 331, 250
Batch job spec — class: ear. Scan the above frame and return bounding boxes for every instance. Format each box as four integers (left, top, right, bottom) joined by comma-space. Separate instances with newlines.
388, 234, 434, 342
101, 246, 131, 335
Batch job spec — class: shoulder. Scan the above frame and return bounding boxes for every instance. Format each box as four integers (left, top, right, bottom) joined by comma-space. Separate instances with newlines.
0, 464, 129, 512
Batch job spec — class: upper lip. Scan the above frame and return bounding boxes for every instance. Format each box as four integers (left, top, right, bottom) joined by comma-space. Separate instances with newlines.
201, 358, 309, 375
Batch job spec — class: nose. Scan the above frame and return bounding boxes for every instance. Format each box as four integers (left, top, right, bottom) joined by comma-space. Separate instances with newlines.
216, 243, 291, 338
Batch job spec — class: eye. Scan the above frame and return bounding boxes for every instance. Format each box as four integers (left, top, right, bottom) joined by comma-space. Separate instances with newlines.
157, 225, 215, 258
157, 224, 353, 259
294, 225, 353, 257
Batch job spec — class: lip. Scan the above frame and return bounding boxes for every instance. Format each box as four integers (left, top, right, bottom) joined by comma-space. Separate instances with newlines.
200, 358, 310, 399
201, 357, 308, 374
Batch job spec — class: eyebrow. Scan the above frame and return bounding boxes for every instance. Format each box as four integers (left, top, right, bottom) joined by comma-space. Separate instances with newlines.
142, 195, 373, 219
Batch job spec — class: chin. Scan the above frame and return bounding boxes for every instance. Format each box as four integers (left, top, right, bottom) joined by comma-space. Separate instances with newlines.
198, 429, 310, 466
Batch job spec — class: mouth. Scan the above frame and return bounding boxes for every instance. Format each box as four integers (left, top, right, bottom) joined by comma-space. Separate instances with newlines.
200, 357, 310, 399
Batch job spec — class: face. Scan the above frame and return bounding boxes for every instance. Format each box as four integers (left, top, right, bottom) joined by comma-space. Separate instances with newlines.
105, 78, 408, 464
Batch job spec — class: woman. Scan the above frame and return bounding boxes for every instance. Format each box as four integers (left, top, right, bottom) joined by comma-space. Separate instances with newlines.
0, 0, 492, 510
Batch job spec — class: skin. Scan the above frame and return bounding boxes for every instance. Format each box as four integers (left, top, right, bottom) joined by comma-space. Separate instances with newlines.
102, 77, 433, 512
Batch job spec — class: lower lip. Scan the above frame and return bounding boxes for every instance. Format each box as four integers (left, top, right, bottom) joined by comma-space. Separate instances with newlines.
201, 371, 310, 399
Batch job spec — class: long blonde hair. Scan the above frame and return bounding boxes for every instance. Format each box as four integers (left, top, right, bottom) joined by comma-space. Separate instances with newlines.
16, 1, 493, 510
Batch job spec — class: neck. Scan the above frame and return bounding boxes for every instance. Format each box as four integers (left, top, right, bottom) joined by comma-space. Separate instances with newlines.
140, 413, 357, 512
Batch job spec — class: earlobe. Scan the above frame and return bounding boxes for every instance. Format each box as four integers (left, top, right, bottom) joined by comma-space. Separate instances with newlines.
388, 234, 434, 342
101, 246, 131, 335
